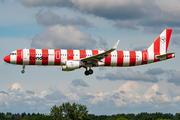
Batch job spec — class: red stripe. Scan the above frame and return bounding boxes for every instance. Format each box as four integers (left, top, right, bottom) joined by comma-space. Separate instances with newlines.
166, 29, 172, 52
67, 50, 74, 60
29, 49, 36, 65
154, 36, 160, 62
104, 50, 111, 66
154, 36, 160, 54
4, 55, 10, 63
129, 51, 136, 66
92, 50, 98, 55
117, 51, 123, 66
42, 49, 48, 65
92, 50, 98, 67
17, 49, 23, 65
54, 49, 61, 65
80, 50, 86, 59
142, 50, 148, 65
166, 54, 172, 59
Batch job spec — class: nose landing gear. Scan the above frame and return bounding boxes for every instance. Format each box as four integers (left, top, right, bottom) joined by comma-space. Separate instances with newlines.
84, 67, 93, 76
21, 65, 25, 74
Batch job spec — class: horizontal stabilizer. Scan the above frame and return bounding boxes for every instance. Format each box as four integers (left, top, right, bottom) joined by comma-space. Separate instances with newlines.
155, 53, 175, 59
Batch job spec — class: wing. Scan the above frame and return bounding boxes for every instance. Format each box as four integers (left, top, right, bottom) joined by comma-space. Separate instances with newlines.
80, 40, 120, 64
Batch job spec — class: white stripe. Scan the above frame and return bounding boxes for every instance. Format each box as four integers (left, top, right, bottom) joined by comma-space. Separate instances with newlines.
160, 30, 166, 54
86, 50, 92, 58
148, 44, 154, 63
97, 50, 104, 66
111, 51, 117, 66
48, 49, 54, 65
73, 50, 80, 60
10, 50, 17, 64
61, 49, 67, 64
35, 49, 42, 65
23, 49, 29, 65
135, 51, 142, 65
123, 51, 129, 66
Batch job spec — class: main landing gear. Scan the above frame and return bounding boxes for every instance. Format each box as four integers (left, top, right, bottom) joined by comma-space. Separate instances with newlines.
21, 65, 25, 74
84, 67, 93, 76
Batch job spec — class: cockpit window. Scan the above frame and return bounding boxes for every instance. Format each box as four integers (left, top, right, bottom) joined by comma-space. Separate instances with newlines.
9, 53, 16, 55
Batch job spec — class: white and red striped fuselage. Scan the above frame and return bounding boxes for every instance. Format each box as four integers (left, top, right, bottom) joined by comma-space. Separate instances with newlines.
4, 49, 174, 67
3, 29, 175, 75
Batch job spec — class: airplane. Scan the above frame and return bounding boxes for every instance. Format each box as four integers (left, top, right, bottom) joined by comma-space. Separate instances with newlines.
3, 29, 175, 76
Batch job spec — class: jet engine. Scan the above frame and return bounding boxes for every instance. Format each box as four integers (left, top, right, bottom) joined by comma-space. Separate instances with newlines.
62, 61, 84, 71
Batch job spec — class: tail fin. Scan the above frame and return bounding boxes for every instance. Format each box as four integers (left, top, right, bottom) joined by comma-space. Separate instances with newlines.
147, 29, 172, 55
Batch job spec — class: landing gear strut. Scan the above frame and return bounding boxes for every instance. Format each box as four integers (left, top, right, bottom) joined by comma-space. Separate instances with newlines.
84, 67, 93, 76
21, 65, 25, 74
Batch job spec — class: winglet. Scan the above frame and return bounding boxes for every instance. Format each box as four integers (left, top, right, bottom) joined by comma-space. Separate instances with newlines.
112, 40, 120, 50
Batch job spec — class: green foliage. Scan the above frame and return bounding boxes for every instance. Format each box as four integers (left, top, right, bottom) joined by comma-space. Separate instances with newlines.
116, 117, 128, 120
1, 105, 180, 120
50, 102, 90, 120
156, 118, 171, 120
21, 114, 53, 120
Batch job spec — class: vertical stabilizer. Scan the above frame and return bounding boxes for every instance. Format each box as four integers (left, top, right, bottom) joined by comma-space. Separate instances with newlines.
147, 29, 172, 55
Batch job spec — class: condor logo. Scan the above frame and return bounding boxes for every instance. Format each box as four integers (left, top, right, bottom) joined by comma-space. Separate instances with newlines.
30, 56, 48, 60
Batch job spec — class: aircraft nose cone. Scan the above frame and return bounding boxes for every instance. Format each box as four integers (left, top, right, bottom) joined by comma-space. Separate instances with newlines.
4, 55, 10, 63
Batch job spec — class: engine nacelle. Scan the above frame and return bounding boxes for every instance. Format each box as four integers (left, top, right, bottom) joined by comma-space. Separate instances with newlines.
62, 61, 81, 71
66, 61, 80, 69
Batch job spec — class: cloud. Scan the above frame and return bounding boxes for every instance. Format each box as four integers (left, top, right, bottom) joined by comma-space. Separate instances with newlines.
80, 94, 95, 100
18, 0, 180, 31
146, 68, 165, 75
113, 20, 138, 30
71, 79, 89, 87
72, 0, 146, 20
132, 46, 147, 51
167, 71, 180, 86
49, 85, 59, 92
18, 0, 145, 20
96, 69, 158, 82
97, 37, 109, 50
31, 25, 96, 49
112, 93, 120, 99
0, 91, 8, 95
156, 92, 163, 95
45, 91, 66, 100
1, 81, 180, 114
35, 10, 94, 28
8, 83, 23, 93
18, 0, 73, 7
26, 90, 35, 94
171, 36, 180, 47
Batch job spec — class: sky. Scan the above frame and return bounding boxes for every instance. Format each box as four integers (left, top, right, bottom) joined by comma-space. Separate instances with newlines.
0, 0, 180, 115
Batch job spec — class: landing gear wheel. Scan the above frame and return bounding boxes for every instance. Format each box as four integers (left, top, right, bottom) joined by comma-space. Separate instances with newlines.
21, 65, 25, 74
21, 70, 25, 74
84, 70, 89, 76
89, 69, 93, 75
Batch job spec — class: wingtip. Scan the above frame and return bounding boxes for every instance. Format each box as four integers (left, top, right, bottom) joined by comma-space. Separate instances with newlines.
112, 40, 120, 50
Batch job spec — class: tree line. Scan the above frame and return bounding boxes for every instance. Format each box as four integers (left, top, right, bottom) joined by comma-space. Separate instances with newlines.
0, 102, 180, 120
